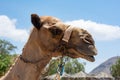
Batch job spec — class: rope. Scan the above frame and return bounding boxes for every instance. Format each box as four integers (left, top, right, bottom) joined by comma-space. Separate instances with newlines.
54, 55, 68, 80
53, 25, 73, 80
54, 73, 60, 80
57, 57, 65, 76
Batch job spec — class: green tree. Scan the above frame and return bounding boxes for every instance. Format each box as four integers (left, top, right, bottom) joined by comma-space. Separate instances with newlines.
0, 39, 17, 76
110, 58, 120, 78
0, 39, 17, 54
46, 57, 85, 75
65, 59, 85, 74
47, 59, 59, 75
0, 54, 12, 76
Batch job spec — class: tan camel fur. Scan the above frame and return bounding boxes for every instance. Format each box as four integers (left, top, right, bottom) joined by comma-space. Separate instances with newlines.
1, 14, 97, 80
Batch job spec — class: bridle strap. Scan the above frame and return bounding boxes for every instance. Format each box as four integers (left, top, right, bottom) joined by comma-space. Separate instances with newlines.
52, 25, 74, 53
62, 26, 73, 43
54, 26, 74, 78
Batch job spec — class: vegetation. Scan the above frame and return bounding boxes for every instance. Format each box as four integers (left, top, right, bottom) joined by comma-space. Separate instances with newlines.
110, 58, 120, 78
65, 59, 85, 74
0, 39, 17, 76
0, 39, 17, 54
47, 57, 85, 75
47, 59, 59, 75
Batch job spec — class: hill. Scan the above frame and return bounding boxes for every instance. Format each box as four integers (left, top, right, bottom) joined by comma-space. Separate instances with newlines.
90, 56, 120, 75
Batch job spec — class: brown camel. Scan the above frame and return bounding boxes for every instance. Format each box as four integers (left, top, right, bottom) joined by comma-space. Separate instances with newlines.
0, 14, 97, 80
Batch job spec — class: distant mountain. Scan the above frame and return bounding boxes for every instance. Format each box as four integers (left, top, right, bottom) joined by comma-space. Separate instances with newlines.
90, 56, 120, 75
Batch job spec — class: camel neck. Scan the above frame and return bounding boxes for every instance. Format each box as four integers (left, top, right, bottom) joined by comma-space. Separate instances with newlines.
1, 44, 52, 80
1, 55, 51, 80
1, 29, 52, 80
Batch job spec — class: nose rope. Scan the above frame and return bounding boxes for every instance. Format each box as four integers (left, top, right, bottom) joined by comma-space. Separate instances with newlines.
54, 25, 74, 80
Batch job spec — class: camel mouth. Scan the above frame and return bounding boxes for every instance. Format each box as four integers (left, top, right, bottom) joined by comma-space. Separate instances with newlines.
85, 55, 95, 62
76, 48, 96, 62
67, 48, 96, 62
76, 51, 95, 62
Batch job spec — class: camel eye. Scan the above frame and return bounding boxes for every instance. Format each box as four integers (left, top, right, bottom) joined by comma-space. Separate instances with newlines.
49, 27, 62, 36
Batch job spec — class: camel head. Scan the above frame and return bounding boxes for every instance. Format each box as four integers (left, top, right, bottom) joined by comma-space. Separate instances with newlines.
31, 14, 97, 62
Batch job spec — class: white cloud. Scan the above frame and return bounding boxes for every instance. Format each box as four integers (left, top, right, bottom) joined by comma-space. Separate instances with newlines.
1, 16, 120, 41
0, 15, 29, 42
65, 20, 120, 41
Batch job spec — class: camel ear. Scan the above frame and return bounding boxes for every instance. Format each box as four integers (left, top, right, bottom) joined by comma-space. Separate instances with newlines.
31, 14, 41, 30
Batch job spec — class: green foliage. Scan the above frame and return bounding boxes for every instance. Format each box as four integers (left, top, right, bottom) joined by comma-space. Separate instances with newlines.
47, 57, 85, 75
110, 58, 120, 78
0, 39, 17, 76
47, 59, 59, 75
0, 39, 17, 54
0, 54, 12, 76
65, 59, 85, 74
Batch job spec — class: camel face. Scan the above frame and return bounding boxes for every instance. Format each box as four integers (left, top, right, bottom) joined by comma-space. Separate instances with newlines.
65, 28, 97, 62
31, 14, 97, 62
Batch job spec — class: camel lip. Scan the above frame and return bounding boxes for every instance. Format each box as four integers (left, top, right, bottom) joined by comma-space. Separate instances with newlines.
76, 48, 96, 62
67, 48, 96, 62
78, 53, 95, 62
86, 55, 95, 62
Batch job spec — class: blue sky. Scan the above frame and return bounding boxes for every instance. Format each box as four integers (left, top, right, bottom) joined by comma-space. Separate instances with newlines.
0, 0, 120, 73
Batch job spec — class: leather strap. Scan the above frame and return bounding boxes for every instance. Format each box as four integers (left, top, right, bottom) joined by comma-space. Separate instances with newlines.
62, 26, 73, 43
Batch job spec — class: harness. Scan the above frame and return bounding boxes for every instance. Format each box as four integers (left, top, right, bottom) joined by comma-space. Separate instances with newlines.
19, 24, 74, 80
